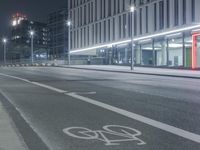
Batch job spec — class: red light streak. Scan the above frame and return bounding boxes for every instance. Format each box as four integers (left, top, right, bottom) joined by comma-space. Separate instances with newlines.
192, 33, 200, 69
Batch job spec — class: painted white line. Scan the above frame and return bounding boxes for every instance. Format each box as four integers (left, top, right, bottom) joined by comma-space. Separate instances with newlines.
0, 73, 67, 93
31, 82, 67, 93
66, 92, 200, 144
0, 73, 31, 83
1, 73, 200, 144
72, 92, 97, 95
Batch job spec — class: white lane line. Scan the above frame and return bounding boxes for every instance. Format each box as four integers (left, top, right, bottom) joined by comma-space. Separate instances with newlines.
65, 94, 200, 144
0, 73, 67, 93
1, 73, 200, 144
31, 82, 67, 93
71, 92, 97, 95
0, 73, 31, 83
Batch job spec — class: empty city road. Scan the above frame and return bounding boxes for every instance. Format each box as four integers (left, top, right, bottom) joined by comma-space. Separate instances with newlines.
0, 67, 200, 150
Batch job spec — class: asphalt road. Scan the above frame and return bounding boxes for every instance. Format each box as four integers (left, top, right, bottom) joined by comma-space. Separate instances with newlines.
0, 67, 200, 150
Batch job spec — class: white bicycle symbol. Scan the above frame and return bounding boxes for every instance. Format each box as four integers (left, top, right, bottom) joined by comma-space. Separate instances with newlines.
63, 125, 146, 146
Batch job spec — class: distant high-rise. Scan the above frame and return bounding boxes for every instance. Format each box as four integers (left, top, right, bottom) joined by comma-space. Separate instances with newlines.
10, 13, 48, 60
11, 13, 27, 27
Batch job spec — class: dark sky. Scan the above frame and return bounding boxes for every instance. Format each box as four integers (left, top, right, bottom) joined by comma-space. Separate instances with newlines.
0, 0, 67, 36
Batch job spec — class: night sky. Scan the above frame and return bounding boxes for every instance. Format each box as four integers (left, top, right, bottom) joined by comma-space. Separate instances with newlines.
0, 0, 67, 36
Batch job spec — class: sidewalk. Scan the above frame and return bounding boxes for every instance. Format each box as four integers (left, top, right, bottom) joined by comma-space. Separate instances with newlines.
0, 101, 28, 150
59, 65, 200, 79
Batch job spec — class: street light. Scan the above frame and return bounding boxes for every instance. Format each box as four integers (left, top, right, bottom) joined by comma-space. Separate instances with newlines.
29, 30, 34, 64
130, 5, 135, 70
2, 38, 7, 65
67, 21, 71, 65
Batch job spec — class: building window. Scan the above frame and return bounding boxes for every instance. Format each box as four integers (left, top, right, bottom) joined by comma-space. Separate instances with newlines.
166, 0, 170, 28
77, 30, 79, 48
154, 3, 157, 31
88, 3, 91, 23
74, 31, 76, 49
84, 5, 87, 25
118, 0, 120, 13
192, 0, 195, 22
80, 7, 83, 26
123, 14, 126, 38
182, 0, 186, 24
78, 8, 80, 26
108, 0, 111, 16
100, 0, 102, 19
123, 0, 125, 12
159, 1, 164, 30
141, 41, 154, 66
99, 22, 102, 43
114, 0, 116, 15
108, 20, 111, 41
168, 36, 183, 67
91, 2, 94, 22
128, 13, 131, 37
174, 0, 179, 26
113, 18, 115, 40
104, 21, 106, 42
87, 26, 90, 46
154, 38, 167, 66
95, 0, 97, 21
84, 27, 86, 46
139, 8, 142, 34
95, 23, 98, 44
119, 15, 122, 39
81, 28, 83, 47
146, 6, 148, 33
103, 0, 106, 18
92, 24, 94, 44
134, 10, 137, 36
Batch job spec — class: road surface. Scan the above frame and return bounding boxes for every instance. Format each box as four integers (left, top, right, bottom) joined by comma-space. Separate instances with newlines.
0, 67, 200, 150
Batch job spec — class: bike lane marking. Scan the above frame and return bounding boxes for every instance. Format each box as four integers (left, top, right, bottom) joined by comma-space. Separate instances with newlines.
0, 73, 200, 144
63, 125, 146, 146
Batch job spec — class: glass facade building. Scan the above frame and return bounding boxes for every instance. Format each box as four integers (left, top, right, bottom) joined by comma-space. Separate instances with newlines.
47, 8, 68, 60
68, 0, 200, 69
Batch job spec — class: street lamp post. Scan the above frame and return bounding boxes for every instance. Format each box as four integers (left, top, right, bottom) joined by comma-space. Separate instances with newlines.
2, 38, 7, 65
67, 21, 71, 66
130, 6, 135, 70
30, 30, 34, 64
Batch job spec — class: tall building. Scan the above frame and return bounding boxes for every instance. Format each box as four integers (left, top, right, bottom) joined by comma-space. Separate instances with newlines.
47, 8, 68, 59
10, 13, 48, 60
68, 0, 200, 69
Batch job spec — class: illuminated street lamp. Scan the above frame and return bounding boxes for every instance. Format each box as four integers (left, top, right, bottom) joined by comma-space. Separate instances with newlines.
2, 38, 7, 65
29, 30, 34, 64
67, 21, 71, 65
130, 5, 135, 70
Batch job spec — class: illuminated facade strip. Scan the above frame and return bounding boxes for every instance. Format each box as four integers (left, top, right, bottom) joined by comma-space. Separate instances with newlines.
71, 24, 200, 54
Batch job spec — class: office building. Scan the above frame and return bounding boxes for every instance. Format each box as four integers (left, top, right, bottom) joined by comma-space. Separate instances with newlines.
47, 8, 68, 59
68, 0, 200, 69
10, 13, 48, 60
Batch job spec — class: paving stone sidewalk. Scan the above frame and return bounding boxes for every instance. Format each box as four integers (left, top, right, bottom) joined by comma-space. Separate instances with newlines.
0, 101, 28, 150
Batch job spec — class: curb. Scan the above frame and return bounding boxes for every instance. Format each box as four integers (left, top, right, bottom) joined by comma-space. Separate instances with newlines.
1, 64, 199, 79
57, 66, 200, 80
